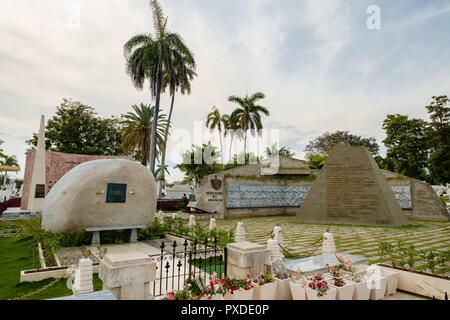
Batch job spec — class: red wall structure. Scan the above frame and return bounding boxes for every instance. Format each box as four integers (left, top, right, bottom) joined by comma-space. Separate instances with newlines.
21, 150, 134, 210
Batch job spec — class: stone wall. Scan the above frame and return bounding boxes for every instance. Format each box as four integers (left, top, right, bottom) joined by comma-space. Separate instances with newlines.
21, 150, 132, 210
296, 145, 409, 226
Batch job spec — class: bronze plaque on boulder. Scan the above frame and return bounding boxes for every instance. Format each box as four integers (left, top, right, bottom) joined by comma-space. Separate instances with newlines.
106, 183, 127, 203
35, 184, 45, 198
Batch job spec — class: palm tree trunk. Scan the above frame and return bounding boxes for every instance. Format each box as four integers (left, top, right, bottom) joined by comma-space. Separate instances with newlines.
229, 134, 233, 163
3, 172, 7, 186
149, 69, 163, 175
244, 131, 247, 154
219, 131, 224, 164
158, 93, 175, 198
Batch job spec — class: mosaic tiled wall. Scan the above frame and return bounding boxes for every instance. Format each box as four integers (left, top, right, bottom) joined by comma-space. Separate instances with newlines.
225, 184, 412, 210
226, 184, 311, 208
390, 186, 412, 209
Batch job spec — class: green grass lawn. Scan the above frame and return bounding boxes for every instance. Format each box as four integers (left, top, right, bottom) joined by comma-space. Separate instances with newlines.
0, 235, 102, 300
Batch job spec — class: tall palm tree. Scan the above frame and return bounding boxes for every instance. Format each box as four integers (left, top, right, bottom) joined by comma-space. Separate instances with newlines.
1, 155, 18, 186
123, 0, 195, 175
157, 62, 196, 198
121, 104, 168, 166
222, 113, 244, 163
206, 106, 228, 164
228, 92, 270, 153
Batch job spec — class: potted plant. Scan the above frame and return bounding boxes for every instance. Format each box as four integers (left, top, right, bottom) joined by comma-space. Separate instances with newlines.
252, 273, 277, 300
306, 280, 336, 300
366, 272, 387, 300
330, 277, 355, 300
289, 268, 308, 300
223, 277, 254, 300
344, 271, 371, 300
373, 266, 400, 296
274, 271, 293, 300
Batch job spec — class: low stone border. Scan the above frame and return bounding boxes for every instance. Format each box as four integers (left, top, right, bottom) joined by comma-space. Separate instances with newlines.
38, 242, 61, 268
377, 264, 450, 300
20, 263, 99, 283
177, 211, 224, 220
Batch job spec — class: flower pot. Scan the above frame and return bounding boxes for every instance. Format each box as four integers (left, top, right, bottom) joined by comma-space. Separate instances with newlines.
352, 280, 371, 300
330, 280, 355, 300
374, 268, 399, 296
305, 287, 336, 300
367, 273, 387, 300
253, 282, 277, 300
232, 288, 254, 300
275, 278, 293, 300
289, 281, 307, 300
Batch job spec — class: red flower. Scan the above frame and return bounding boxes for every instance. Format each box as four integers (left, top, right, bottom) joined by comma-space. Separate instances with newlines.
276, 274, 280, 279
246, 274, 250, 279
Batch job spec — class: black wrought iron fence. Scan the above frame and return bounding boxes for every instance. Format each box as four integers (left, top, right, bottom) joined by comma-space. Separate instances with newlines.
149, 237, 227, 297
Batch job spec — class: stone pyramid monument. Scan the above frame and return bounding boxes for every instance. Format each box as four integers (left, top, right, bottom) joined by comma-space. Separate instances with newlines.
296, 145, 409, 226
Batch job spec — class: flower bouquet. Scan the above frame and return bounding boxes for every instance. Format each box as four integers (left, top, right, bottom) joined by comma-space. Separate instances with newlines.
223, 276, 254, 300
305, 280, 336, 300
324, 264, 343, 279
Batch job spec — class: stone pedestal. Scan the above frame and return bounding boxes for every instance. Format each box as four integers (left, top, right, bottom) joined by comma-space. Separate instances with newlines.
267, 239, 283, 262
209, 218, 216, 230
73, 258, 93, 295
321, 232, 336, 254
226, 242, 270, 279
130, 229, 138, 243
99, 252, 156, 300
188, 215, 196, 227
235, 221, 246, 243
91, 231, 100, 247
273, 226, 283, 245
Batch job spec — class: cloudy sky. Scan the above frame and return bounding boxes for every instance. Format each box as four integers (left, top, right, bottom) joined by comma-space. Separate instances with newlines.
1, 0, 449, 183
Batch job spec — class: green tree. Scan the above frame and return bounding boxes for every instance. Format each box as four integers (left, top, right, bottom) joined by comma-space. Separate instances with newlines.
158, 63, 196, 197
426, 95, 450, 184
223, 152, 261, 171
174, 143, 222, 186
206, 106, 229, 164
121, 104, 168, 166
382, 114, 429, 180
0, 155, 19, 186
374, 155, 395, 172
26, 98, 124, 156
0, 139, 5, 158
264, 143, 296, 158
305, 130, 379, 155
123, 0, 196, 174
228, 92, 270, 153
306, 153, 328, 169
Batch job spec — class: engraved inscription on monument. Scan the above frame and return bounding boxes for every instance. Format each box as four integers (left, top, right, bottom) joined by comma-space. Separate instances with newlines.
35, 184, 45, 198
106, 183, 127, 203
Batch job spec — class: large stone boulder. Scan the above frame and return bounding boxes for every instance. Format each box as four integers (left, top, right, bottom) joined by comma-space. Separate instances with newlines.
42, 159, 156, 233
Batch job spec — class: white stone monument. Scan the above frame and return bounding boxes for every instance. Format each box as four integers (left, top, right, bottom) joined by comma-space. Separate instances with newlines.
209, 218, 216, 231
158, 210, 165, 224
42, 159, 157, 233
273, 225, 283, 245
267, 239, 283, 262
188, 215, 196, 228
72, 256, 93, 295
235, 221, 246, 243
99, 252, 156, 300
28, 115, 46, 212
321, 228, 336, 254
